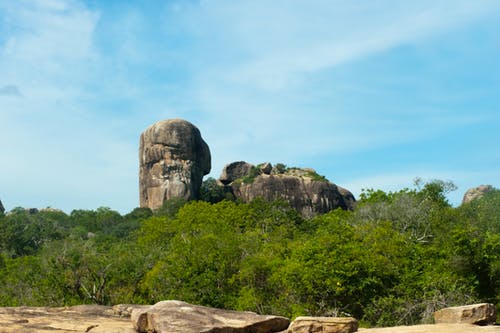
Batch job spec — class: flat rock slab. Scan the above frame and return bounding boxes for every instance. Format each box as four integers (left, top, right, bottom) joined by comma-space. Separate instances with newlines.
131, 300, 290, 333
287, 316, 358, 333
359, 323, 500, 333
0, 305, 140, 333
434, 303, 496, 325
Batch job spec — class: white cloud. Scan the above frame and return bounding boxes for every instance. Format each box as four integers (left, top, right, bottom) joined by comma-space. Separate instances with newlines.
2, 0, 99, 61
173, 0, 500, 165
1, 0, 498, 212
0, 0, 137, 212
178, 0, 500, 91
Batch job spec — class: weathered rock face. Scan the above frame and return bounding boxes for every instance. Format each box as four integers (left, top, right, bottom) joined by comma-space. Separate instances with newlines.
219, 161, 255, 185
0, 304, 141, 333
0, 303, 497, 333
433, 303, 496, 325
462, 185, 494, 204
220, 162, 355, 217
139, 119, 211, 210
0, 198, 4, 214
337, 186, 356, 210
131, 300, 290, 333
287, 316, 358, 333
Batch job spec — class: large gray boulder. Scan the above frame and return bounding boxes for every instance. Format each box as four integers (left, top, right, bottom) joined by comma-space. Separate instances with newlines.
139, 119, 211, 210
462, 185, 494, 204
131, 300, 290, 333
220, 162, 355, 217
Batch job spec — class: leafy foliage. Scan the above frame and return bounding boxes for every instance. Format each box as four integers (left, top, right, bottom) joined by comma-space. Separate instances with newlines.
241, 166, 262, 184
0, 181, 498, 327
199, 177, 233, 203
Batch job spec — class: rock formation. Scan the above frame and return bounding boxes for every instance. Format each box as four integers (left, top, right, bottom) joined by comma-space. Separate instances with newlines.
0, 304, 139, 333
219, 162, 355, 217
433, 303, 496, 325
0, 198, 4, 214
219, 161, 255, 185
287, 316, 358, 333
462, 185, 494, 204
0, 302, 497, 333
139, 119, 211, 210
131, 300, 290, 333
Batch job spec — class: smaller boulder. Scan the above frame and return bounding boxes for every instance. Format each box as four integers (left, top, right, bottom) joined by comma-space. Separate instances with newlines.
219, 161, 256, 185
259, 162, 273, 175
433, 303, 496, 325
462, 185, 494, 204
287, 316, 358, 333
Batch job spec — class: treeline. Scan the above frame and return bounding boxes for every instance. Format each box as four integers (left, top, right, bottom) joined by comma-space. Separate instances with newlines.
0, 180, 498, 327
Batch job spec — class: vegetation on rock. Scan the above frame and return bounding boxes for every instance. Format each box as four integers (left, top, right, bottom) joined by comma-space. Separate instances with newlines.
0, 181, 498, 328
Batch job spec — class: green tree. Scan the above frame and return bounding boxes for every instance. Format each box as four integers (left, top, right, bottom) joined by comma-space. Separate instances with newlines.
0, 208, 70, 257
141, 201, 251, 307
199, 177, 232, 203
0, 255, 46, 306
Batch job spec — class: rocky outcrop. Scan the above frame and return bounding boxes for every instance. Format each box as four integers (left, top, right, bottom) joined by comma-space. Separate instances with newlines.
139, 119, 211, 210
0, 303, 497, 333
0, 304, 140, 333
462, 185, 494, 204
0, 198, 4, 214
287, 316, 358, 333
433, 303, 496, 325
131, 300, 290, 333
220, 162, 355, 217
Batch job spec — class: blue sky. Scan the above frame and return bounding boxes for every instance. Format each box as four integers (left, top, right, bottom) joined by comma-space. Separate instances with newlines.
1, 0, 499, 213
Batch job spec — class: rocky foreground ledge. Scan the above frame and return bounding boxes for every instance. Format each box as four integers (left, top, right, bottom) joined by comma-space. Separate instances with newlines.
0, 301, 497, 333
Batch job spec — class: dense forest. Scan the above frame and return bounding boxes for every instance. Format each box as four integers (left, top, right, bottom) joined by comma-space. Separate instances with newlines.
0, 179, 498, 327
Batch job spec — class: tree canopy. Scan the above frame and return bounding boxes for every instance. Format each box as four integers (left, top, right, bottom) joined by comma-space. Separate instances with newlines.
0, 181, 498, 327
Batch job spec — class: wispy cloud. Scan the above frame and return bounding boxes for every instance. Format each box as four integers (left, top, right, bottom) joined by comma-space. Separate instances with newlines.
174, 1, 500, 154
0, 85, 22, 97
174, 0, 500, 90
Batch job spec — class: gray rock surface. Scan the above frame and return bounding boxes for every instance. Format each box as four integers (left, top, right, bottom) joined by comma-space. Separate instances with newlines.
131, 300, 290, 333
219, 161, 256, 185
0, 198, 4, 213
462, 185, 494, 204
337, 186, 356, 210
139, 119, 211, 210
433, 303, 496, 325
